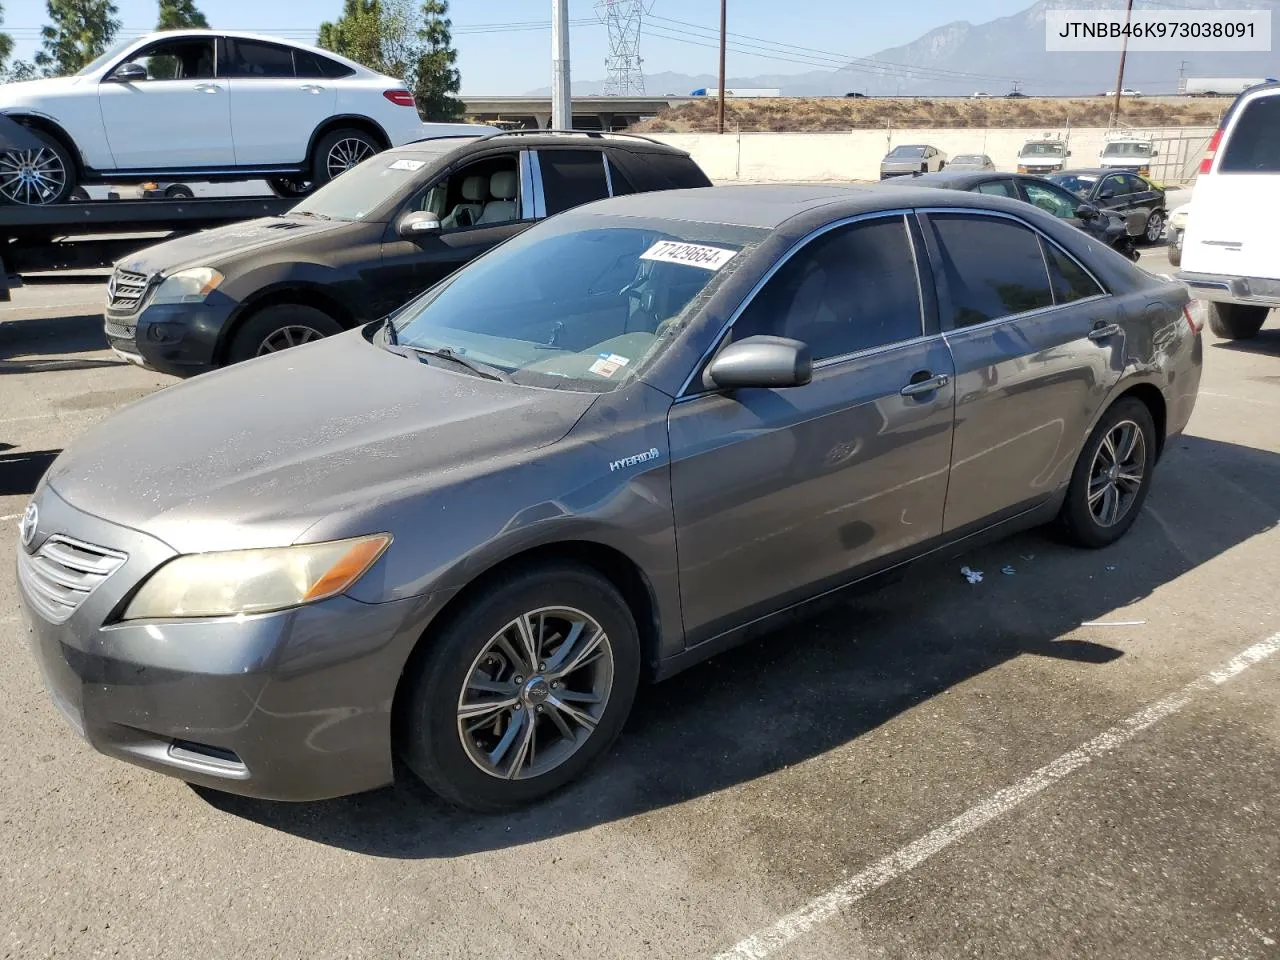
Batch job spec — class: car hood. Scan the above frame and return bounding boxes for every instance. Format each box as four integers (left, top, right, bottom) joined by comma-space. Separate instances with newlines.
881, 157, 927, 168
0, 75, 86, 105
115, 216, 353, 277
44, 330, 597, 553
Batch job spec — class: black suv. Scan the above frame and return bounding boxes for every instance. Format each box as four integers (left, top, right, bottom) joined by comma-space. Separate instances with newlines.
104, 131, 712, 376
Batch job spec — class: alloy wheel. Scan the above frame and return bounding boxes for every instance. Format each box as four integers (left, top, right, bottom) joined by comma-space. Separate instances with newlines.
325, 138, 376, 180
1145, 211, 1164, 243
1088, 419, 1146, 527
457, 606, 614, 781
0, 147, 68, 206
255, 325, 325, 355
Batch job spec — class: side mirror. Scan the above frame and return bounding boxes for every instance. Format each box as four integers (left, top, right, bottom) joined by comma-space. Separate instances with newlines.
1151, 148, 1159, 157
108, 61, 147, 82
1066, 150, 1073, 156
705, 335, 812, 390
398, 211, 441, 238
1075, 203, 1098, 220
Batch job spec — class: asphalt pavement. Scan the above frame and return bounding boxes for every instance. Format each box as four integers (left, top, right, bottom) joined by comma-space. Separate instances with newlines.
1, 247, 1277, 960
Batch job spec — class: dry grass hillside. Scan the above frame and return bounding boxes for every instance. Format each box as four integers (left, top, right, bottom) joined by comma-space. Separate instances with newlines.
634, 96, 1231, 133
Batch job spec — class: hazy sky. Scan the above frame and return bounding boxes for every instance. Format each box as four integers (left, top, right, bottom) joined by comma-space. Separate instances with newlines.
3, 0, 1045, 91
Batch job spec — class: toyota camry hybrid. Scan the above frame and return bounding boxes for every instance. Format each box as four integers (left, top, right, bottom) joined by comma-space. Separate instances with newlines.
15, 184, 1202, 810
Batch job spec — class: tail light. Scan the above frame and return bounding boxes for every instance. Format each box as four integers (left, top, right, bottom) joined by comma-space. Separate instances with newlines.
1198, 128, 1223, 174
383, 89, 416, 107
1183, 302, 1202, 333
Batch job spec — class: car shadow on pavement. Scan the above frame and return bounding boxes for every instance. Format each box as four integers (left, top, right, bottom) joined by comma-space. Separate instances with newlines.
199, 435, 1279, 858
1210, 327, 1280, 359
0, 314, 120, 372
0, 446, 62, 497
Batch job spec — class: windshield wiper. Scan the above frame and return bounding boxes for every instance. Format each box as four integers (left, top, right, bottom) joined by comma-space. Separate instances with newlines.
406, 344, 512, 382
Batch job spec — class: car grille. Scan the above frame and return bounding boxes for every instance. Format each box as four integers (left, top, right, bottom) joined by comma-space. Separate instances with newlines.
17, 535, 127, 623
107, 269, 152, 313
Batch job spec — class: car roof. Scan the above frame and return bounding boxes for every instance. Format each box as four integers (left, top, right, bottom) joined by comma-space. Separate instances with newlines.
1055, 168, 1122, 175
390, 130, 694, 158
130, 29, 369, 66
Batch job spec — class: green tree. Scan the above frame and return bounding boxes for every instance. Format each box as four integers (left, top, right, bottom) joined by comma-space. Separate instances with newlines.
4, 59, 38, 82
35, 0, 121, 76
412, 0, 462, 121
317, 0, 384, 72
0, 3, 14, 74
157, 0, 208, 30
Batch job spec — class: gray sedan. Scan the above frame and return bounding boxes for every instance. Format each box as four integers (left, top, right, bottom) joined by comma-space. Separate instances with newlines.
947, 153, 996, 171
16, 185, 1203, 810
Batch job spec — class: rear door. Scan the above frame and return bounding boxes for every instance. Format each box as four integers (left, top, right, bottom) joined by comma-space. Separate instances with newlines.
533, 147, 612, 216
918, 210, 1122, 532
1183, 89, 1280, 280
224, 38, 338, 166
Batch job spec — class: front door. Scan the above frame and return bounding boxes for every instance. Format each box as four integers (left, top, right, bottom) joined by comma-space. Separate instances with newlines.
375, 150, 532, 315
668, 214, 956, 644
918, 210, 1123, 532
97, 36, 233, 170
1019, 178, 1089, 231
223, 38, 338, 167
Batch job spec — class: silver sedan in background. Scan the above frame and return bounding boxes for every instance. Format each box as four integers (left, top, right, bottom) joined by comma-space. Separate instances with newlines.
947, 153, 997, 171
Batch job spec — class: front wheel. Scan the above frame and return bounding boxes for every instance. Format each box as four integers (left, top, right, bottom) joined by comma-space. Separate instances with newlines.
0, 127, 77, 206
1059, 397, 1157, 549
225, 303, 344, 366
1206, 302, 1268, 340
1167, 230, 1182, 267
398, 563, 641, 810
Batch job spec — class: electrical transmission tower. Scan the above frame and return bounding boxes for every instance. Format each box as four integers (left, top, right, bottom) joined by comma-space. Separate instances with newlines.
596, 0, 647, 96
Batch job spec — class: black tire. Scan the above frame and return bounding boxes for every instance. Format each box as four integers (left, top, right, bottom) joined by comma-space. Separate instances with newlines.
1167, 230, 1182, 267
69, 186, 90, 202
398, 563, 642, 811
1142, 208, 1165, 245
310, 127, 382, 187
0, 126, 78, 206
163, 184, 194, 199
1206, 302, 1268, 340
1059, 397, 1158, 549
267, 176, 314, 198
225, 303, 343, 366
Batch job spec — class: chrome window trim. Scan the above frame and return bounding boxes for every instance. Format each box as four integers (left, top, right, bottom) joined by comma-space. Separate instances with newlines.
603, 153, 616, 195
674, 208, 918, 400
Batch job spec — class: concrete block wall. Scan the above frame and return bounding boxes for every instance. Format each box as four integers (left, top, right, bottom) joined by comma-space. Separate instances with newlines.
649, 126, 1217, 183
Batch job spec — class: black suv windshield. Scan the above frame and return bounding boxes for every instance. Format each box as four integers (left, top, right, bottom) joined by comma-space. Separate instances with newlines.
291, 142, 462, 221
390, 214, 767, 392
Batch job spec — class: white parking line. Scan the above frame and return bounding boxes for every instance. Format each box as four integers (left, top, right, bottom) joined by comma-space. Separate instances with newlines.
714, 632, 1280, 960
1199, 391, 1280, 409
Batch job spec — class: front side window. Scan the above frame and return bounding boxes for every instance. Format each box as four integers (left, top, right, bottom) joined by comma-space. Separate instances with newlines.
390, 215, 766, 391
412, 152, 523, 228
927, 214, 1054, 327
225, 39, 296, 78
130, 38, 215, 80
974, 180, 1015, 198
1022, 181, 1078, 219
538, 149, 611, 216
732, 216, 923, 361
1099, 175, 1129, 199
1220, 95, 1280, 172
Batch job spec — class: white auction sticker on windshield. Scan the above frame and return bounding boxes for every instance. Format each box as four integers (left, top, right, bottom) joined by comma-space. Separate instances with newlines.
640, 240, 737, 271
389, 158, 426, 171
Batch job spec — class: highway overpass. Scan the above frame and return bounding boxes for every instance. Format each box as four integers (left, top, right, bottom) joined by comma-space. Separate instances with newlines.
460, 95, 693, 130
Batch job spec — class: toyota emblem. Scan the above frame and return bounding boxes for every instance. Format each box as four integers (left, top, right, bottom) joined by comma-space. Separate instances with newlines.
19, 501, 38, 548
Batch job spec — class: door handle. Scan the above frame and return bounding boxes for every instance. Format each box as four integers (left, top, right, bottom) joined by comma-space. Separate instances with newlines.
1087, 322, 1122, 341
193, 82, 220, 94
300, 83, 325, 94
900, 372, 950, 397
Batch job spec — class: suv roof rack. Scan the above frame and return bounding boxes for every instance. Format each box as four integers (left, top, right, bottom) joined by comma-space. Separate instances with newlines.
474, 128, 668, 147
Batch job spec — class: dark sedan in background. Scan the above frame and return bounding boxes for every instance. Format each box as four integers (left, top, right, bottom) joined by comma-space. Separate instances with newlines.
103, 131, 711, 377
1046, 168, 1167, 244
20, 184, 1201, 811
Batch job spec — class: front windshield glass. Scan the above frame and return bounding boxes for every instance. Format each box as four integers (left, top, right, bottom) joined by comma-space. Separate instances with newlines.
1047, 173, 1098, 195
952, 155, 984, 164
291, 142, 462, 221
1022, 143, 1065, 157
889, 146, 927, 158
390, 215, 768, 392
75, 38, 135, 76
1103, 141, 1152, 157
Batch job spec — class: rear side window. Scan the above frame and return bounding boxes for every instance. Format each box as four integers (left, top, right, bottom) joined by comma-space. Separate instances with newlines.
539, 150, 610, 216
605, 155, 637, 195
295, 49, 356, 79
227, 39, 296, 78
627, 151, 712, 189
1219, 95, 1280, 172
973, 180, 1015, 198
927, 214, 1054, 327
1041, 239, 1105, 304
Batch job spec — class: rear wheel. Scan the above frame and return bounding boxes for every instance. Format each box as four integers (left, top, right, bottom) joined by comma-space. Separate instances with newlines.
0, 127, 77, 206
1142, 209, 1165, 244
398, 563, 641, 810
310, 128, 381, 187
1059, 397, 1157, 549
267, 176, 313, 198
225, 303, 343, 366
1206, 302, 1268, 340
163, 184, 194, 199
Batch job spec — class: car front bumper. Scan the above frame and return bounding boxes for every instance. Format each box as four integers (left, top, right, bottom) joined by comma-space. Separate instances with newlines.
104, 301, 232, 378
15, 485, 427, 801
1175, 271, 1280, 308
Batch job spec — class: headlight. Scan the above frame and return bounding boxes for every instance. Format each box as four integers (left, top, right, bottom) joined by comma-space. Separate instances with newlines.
122, 534, 391, 620
150, 267, 224, 306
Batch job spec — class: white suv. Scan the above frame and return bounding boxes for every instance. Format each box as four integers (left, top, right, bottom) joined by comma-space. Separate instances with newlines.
0, 30, 436, 205
1178, 82, 1280, 340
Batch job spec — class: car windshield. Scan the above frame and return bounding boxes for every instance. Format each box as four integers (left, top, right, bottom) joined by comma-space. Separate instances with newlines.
889, 146, 927, 158
75, 38, 136, 76
1047, 173, 1098, 195
389, 214, 768, 392
1021, 143, 1064, 157
290, 142, 463, 221
952, 155, 985, 164
1103, 141, 1152, 157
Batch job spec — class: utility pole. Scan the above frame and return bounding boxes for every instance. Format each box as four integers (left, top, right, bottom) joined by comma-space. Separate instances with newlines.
1178, 59, 1189, 94
717, 0, 727, 135
1111, 0, 1135, 125
552, 0, 572, 130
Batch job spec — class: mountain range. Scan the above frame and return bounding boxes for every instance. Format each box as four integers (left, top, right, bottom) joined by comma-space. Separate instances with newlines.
531, 0, 1280, 97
